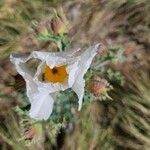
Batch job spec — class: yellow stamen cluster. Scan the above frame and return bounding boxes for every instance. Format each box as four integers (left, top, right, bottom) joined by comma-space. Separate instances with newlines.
43, 65, 68, 83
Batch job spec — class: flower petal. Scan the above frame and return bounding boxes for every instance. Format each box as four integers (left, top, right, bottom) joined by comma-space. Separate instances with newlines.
66, 61, 79, 87
11, 53, 54, 120
29, 92, 54, 120
10, 54, 39, 103
32, 51, 77, 68
72, 77, 85, 111
78, 44, 100, 78
72, 44, 100, 110
10, 53, 34, 78
64, 47, 81, 56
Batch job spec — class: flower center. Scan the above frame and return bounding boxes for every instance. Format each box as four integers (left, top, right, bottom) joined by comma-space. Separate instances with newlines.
52, 68, 58, 74
43, 65, 68, 83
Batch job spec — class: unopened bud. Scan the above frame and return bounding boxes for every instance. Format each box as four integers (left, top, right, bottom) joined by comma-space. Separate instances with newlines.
89, 79, 112, 100
51, 17, 66, 35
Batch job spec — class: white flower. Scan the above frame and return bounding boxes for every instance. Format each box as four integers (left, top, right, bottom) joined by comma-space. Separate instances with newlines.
10, 44, 100, 120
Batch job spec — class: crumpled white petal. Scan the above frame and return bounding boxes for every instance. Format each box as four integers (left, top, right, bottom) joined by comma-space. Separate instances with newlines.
32, 51, 77, 68
72, 44, 100, 110
78, 44, 100, 78
66, 61, 79, 87
10, 54, 37, 104
72, 77, 85, 111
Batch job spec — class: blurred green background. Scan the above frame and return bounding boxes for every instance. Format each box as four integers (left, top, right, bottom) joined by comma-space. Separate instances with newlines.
0, 0, 150, 149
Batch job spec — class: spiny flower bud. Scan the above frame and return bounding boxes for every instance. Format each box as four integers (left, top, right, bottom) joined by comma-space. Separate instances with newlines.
89, 79, 112, 100
51, 16, 66, 35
